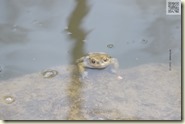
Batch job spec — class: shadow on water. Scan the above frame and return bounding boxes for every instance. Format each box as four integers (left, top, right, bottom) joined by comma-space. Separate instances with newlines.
66, 0, 89, 120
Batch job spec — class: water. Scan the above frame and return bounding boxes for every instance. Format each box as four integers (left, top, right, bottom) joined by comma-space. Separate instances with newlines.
0, 0, 181, 120
0, 0, 181, 81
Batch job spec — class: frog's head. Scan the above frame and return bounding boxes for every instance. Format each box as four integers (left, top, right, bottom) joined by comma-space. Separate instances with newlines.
87, 53, 111, 68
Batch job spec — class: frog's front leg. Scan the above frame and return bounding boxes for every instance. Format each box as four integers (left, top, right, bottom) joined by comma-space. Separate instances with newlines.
77, 62, 88, 79
110, 58, 123, 79
110, 58, 119, 73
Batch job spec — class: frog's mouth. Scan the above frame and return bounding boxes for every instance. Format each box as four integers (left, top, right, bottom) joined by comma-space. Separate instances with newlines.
89, 62, 109, 69
88, 66, 107, 69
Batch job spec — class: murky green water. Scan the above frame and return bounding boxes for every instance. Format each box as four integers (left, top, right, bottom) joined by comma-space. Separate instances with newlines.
0, 0, 181, 81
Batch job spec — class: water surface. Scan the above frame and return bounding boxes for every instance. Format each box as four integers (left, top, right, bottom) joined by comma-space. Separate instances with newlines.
0, 0, 181, 81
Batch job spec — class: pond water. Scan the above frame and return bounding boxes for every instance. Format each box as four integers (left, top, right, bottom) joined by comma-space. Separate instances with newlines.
0, 0, 181, 120
0, 0, 181, 81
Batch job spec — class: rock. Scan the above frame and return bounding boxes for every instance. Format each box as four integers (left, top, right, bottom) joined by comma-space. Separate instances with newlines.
0, 63, 181, 120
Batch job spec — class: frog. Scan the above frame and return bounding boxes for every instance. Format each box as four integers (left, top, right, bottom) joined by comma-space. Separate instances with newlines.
76, 52, 123, 79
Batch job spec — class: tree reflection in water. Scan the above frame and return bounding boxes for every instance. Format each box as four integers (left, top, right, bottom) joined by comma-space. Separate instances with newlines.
66, 0, 90, 120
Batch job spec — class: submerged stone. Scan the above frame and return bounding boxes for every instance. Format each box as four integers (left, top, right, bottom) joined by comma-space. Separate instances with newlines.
0, 64, 181, 120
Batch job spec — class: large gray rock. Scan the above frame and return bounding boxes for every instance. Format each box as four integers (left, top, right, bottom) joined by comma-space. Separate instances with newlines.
0, 63, 181, 120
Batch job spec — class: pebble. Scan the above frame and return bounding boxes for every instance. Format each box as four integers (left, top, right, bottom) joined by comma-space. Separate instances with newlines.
3, 96, 15, 104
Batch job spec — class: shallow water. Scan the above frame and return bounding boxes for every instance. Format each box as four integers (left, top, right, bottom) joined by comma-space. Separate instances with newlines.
0, 64, 181, 120
0, 0, 181, 120
0, 0, 181, 81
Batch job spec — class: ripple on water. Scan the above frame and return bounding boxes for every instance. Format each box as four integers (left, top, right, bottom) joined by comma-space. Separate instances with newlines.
107, 44, 114, 48
0, 66, 2, 72
141, 39, 148, 44
41, 70, 58, 78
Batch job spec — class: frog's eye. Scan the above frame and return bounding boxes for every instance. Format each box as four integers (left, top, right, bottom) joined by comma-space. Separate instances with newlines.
103, 57, 108, 62
91, 59, 96, 64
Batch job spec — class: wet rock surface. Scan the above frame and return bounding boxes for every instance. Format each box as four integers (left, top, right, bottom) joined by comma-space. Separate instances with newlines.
0, 63, 181, 120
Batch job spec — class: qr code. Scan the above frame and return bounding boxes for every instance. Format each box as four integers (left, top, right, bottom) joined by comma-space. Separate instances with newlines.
168, 2, 179, 13
166, 0, 181, 15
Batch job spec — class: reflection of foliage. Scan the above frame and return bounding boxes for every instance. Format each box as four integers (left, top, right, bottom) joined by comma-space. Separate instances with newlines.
0, 24, 29, 44
66, 0, 90, 120
67, 0, 90, 62
143, 17, 180, 55
67, 0, 89, 41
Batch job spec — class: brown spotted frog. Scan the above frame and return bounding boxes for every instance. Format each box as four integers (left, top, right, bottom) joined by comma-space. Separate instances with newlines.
76, 52, 123, 79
